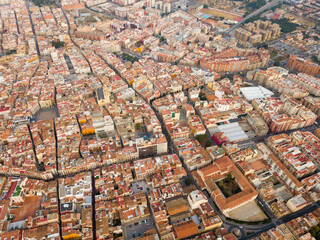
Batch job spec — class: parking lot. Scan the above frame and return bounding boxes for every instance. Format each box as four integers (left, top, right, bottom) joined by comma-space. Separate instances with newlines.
131, 180, 150, 194
125, 216, 154, 239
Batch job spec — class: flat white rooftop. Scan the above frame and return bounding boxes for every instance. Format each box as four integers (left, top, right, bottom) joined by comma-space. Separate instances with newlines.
217, 122, 248, 142
240, 86, 274, 101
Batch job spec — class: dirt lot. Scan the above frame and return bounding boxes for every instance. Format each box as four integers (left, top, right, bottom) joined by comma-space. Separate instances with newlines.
228, 201, 268, 222
284, 13, 316, 28
14, 196, 42, 222
201, 8, 241, 21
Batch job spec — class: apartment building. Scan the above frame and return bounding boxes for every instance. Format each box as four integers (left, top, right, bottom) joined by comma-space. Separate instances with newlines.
286, 55, 320, 76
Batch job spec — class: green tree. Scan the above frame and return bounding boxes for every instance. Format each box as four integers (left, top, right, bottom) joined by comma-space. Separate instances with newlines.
271, 4, 281, 11
113, 232, 123, 239
246, 0, 266, 11
226, 173, 233, 183
311, 55, 320, 64
32, 0, 56, 7
203, 4, 209, 8
39, 162, 45, 171
6, 49, 16, 55
122, 53, 139, 63
246, 14, 263, 23
196, 134, 207, 144
304, 33, 310, 39
160, 36, 165, 42
185, 177, 193, 186
199, 92, 207, 101
136, 40, 143, 47
205, 140, 213, 148
272, 18, 298, 33
135, 123, 143, 131
52, 40, 65, 49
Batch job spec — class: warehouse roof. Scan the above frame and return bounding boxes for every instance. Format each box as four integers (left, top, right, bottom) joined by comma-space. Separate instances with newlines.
240, 86, 274, 101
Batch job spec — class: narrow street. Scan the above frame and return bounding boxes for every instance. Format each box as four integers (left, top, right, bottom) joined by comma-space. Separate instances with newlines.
90, 170, 97, 240
24, 0, 41, 57
53, 118, 63, 240
26, 124, 43, 172
56, 179, 63, 240
14, 10, 20, 34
